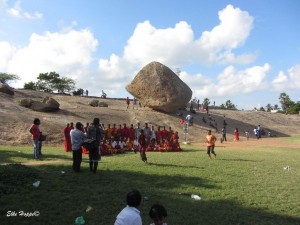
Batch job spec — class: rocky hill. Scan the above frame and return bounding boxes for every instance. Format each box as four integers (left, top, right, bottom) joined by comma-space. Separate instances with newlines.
0, 89, 299, 146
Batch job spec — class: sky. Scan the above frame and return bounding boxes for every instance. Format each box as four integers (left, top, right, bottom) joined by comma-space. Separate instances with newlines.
0, 0, 299, 110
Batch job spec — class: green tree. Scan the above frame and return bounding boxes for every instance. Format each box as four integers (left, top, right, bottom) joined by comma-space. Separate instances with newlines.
203, 98, 210, 107
279, 93, 294, 112
0, 73, 20, 84
259, 107, 265, 111
266, 104, 272, 112
287, 102, 300, 114
24, 81, 37, 90
225, 100, 236, 109
35, 72, 75, 93
52, 77, 75, 94
274, 104, 279, 110
220, 104, 226, 109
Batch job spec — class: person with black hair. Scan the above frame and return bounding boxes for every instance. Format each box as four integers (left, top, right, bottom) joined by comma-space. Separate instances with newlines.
29, 118, 41, 160
70, 122, 85, 172
87, 118, 103, 173
149, 204, 168, 225
114, 190, 142, 225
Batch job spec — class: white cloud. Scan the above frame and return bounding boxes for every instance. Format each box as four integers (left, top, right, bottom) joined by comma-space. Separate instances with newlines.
5, 29, 98, 86
6, 0, 43, 20
180, 63, 271, 99
102, 4, 255, 76
0, 41, 16, 69
272, 64, 300, 91
2, 3, 296, 104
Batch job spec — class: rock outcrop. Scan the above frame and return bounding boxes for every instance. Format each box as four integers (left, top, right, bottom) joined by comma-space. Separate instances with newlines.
18, 96, 60, 112
0, 83, 14, 95
126, 61, 192, 113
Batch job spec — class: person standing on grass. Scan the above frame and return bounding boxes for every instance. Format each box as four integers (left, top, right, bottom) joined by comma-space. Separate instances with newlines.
29, 118, 41, 160
234, 128, 239, 141
70, 122, 85, 173
63, 123, 72, 152
206, 130, 217, 159
87, 118, 103, 173
114, 190, 142, 225
138, 129, 148, 163
221, 126, 227, 143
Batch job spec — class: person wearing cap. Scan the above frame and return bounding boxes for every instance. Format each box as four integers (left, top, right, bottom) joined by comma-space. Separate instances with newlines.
70, 122, 86, 172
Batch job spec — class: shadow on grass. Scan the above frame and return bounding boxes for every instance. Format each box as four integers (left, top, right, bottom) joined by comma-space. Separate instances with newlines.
1, 163, 299, 225
218, 158, 260, 162
148, 162, 205, 170
0, 149, 71, 164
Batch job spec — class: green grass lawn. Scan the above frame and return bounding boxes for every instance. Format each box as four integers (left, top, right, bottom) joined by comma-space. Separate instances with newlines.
0, 137, 299, 225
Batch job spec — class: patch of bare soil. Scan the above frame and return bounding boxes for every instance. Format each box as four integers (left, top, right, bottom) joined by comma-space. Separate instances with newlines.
0, 89, 299, 146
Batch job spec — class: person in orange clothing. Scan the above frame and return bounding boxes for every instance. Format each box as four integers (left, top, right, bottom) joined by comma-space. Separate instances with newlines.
106, 139, 114, 154
206, 130, 217, 159
159, 139, 167, 152
105, 124, 113, 140
63, 123, 72, 152
126, 138, 134, 151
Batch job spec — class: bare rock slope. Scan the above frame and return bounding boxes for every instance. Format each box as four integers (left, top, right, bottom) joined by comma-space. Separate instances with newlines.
0, 89, 299, 146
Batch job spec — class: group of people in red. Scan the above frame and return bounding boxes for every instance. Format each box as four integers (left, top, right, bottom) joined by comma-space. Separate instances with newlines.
64, 122, 182, 155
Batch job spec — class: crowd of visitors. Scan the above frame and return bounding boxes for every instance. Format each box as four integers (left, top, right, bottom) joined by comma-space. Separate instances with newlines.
64, 122, 182, 156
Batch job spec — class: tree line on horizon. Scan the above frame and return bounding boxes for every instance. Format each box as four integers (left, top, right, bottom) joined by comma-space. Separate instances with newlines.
1, 72, 300, 114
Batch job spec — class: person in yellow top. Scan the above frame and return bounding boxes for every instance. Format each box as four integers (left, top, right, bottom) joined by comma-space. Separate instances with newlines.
206, 130, 217, 159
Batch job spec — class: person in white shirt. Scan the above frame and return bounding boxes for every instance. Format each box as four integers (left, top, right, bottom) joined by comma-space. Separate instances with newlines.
114, 190, 142, 225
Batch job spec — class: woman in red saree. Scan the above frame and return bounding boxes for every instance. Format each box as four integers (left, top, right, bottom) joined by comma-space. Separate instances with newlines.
234, 128, 240, 141
64, 123, 72, 152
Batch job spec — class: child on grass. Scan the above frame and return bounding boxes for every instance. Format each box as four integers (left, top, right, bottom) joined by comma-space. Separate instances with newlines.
149, 204, 167, 225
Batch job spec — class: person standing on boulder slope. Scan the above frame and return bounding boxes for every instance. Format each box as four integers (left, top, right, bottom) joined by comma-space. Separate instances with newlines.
126, 97, 130, 109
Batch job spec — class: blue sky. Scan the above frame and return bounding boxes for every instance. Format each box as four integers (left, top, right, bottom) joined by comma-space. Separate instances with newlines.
0, 0, 299, 110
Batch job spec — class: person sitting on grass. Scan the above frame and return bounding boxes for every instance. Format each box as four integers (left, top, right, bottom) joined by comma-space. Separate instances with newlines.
100, 141, 109, 155
133, 137, 139, 153
166, 139, 174, 152
149, 204, 168, 225
119, 137, 127, 153
126, 138, 134, 151
173, 139, 182, 152
159, 139, 167, 152
112, 139, 121, 153
105, 139, 113, 154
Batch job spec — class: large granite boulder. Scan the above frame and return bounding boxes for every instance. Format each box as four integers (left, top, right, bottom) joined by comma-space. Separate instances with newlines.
19, 98, 33, 108
0, 83, 14, 95
126, 61, 192, 113
89, 99, 99, 107
30, 96, 60, 112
